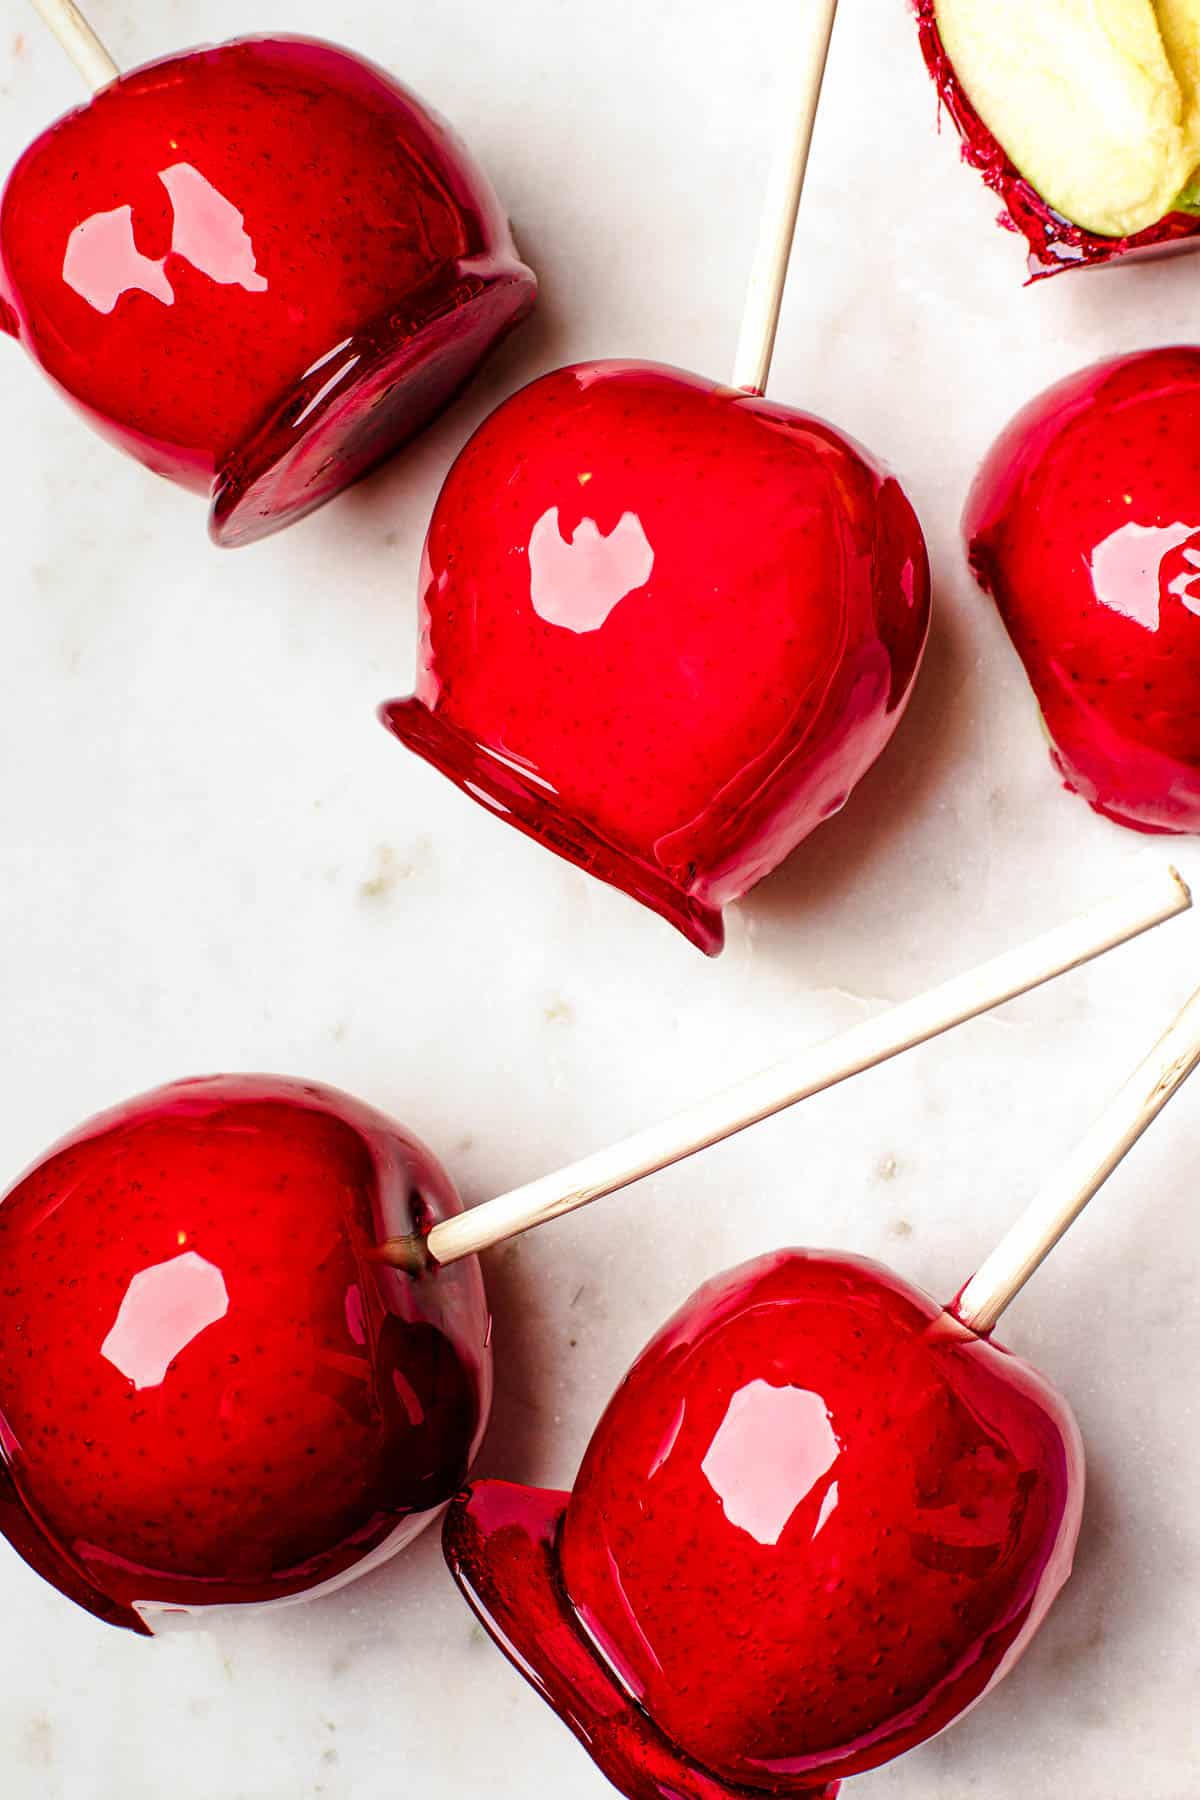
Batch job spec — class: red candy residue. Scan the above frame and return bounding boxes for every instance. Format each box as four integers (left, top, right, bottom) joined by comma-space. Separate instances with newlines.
966, 346, 1200, 834
383, 361, 930, 955
914, 0, 1200, 280
0, 1076, 491, 1632
446, 1252, 1083, 1797
0, 37, 535, 544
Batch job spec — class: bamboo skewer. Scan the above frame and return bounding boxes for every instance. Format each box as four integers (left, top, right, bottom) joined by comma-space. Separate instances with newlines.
731, 0, 839, 395
954, 981, 1200, 1334
376, 866, 1192, 1274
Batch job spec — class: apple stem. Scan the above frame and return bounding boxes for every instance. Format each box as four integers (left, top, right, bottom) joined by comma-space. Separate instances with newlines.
29, 0, 119, 90
731, 0, 839, 396
953, 980, 1200, 1336
374, 864, 1191, 1275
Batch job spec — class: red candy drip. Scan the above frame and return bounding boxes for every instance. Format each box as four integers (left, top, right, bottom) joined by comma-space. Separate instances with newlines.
0, 1076, 491, 1632
383, 361, 930, 954
966, 347, 1200, 834
914, 0, 1200, 279
446, 1253, 1082, 1797
445, 1485, 840, 1800
0, 37, 535, 543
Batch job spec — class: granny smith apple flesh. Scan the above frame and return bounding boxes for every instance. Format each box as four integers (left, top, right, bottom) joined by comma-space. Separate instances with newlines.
934, 0, 1200, 237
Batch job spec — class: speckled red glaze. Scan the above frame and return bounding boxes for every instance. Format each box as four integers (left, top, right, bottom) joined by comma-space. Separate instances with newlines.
446, 1251, 1083, 1799
0, 36, 535, 545
382, 362, 930, 955
914, 0, 1200, 278
0, 1075, 491, 1633
966, 347, 1200, 833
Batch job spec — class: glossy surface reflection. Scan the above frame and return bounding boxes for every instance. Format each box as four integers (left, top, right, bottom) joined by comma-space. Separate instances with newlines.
100, 1251, 231, 1389
966, 347, 1200, 834
700, 1379, 839, 1547
61, 163, 268, 315
0, 36, 536, 544
446, 1252, 1082, 1799
915, 1, 1200, 279
383, 362, 930, 955
0, 1076, 491, 1633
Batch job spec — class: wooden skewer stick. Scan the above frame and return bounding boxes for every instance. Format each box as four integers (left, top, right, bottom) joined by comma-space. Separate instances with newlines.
731, 0, 839, 396
29, 0, 119, 90
954, 980, 1200, 1336
375, 864, 1192, 1275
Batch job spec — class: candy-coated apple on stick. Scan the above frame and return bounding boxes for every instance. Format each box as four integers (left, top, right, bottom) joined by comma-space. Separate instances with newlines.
0, 868, 1186, 1632
447, 977, 1200, 1800
1, 0, 535, 545
0, 1076, 491, 1633
384, 0, 932, 954
966, 348, 1200, 835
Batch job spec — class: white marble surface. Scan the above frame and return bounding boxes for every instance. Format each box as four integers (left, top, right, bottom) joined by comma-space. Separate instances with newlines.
3, 0, 1200, 1794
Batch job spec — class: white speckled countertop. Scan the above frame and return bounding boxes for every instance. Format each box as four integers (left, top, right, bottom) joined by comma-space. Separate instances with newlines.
2, 0, 1199, 1795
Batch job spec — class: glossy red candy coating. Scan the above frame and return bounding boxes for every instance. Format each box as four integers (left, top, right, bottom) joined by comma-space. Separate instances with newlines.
966, 347, 1200, 834
0, 37, 535, 545
0, 1076, 491, 1633
914, 1, 1200, 279
446, 1252, 1082, 1798
383, 362, 930, 955
446, 1483, 833, 1800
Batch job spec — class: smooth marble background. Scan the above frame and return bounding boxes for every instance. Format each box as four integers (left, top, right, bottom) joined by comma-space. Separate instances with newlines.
2, 0, 1200, 1794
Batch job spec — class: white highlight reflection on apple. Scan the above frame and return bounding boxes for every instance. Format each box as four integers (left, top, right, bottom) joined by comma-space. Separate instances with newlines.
1090, 519, 1200, 629
63, 163, 268, 315
100, 1250, 229, 1390
528, 505, 654, 633
700, 1377, 840, 1547
62, 206, 175, 314
158, 162, 268, 294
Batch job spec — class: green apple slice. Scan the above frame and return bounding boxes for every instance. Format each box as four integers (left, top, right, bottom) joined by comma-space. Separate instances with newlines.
934, 0, 1200, 237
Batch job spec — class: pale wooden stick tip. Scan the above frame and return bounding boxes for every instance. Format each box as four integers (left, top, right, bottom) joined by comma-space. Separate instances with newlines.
1167, 863, 1192, 906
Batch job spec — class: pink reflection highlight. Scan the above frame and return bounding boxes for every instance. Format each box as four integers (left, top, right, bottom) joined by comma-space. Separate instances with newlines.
63, 205, 174, 314
1088, 519, 1200, 630
62, 164, 268, 319
100, 1251, 229, 1389
160, 163, 267, 294
528, 506, 654, 633
701, 1380, 838, 1546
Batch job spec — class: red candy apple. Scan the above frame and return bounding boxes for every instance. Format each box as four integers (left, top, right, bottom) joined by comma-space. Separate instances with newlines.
446, 1250, 1082, 1800
966, 346, 1200, 834
0, 36, 535, 545
382, 361, 931, 954
0, 1075, 490, 1633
